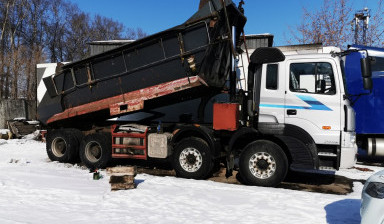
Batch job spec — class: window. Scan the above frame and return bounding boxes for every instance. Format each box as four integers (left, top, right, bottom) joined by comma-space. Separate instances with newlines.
371, 56, 384, 77
340, 59, 348, 95
266, 64, 278, 90
289, 62, 336, 95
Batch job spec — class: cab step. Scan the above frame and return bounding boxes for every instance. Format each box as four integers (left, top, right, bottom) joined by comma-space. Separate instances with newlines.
318, 152, 337, 157
319, 166, 337, 171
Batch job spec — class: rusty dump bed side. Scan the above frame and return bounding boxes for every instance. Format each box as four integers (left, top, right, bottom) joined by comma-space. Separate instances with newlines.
38, 0, 246, 128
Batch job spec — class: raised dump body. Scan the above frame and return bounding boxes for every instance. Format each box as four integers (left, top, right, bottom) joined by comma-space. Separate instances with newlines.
38, 0, 246, 128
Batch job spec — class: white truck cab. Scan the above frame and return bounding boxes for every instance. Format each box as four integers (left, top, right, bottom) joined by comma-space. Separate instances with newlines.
240, 45, 357, 169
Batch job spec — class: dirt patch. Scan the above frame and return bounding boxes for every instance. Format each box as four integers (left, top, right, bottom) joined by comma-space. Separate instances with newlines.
278, 171, 357, 195
352, 166, 374, 172
209, 168, 242, 185
136, 166, 364, 195
137, 167, 176, 176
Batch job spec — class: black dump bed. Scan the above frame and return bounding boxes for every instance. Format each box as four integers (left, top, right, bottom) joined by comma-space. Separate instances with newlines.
38, 0, 246, 128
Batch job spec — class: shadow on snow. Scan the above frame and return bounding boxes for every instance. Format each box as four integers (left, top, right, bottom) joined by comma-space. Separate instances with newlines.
325, 199, 361, 224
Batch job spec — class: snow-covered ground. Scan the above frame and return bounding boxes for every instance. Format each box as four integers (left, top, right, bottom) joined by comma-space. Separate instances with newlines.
0, 136, 383, 224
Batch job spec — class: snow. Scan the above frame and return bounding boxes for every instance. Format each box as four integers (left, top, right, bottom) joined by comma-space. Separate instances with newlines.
0, 129, 9, 135
0, 138, 383, 224
25, 120, 40, 125
12, 117, 26, 121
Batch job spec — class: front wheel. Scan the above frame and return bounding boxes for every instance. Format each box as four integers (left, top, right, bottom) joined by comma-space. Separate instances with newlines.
172, 137, 212, 180
79, 133, 111, 170
239, 140, 288, 187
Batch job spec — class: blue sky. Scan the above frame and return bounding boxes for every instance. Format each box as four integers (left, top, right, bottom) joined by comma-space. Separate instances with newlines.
69, 0, 379, 46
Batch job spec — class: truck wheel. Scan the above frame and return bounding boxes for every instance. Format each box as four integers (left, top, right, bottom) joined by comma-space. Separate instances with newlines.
239, 140, 288, 187
80, 133, 111, 170
46, 130, 79, 163
173, 137, 212, 180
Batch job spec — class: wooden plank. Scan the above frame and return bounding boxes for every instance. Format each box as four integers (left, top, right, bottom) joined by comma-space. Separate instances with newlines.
110, 183, 136, 191
106, 166, 137, 176
109, 175, 135, 184
1, 131, 12, 140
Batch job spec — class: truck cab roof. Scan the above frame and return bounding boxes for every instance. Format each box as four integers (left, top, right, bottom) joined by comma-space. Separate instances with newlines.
277, 44, 341, 56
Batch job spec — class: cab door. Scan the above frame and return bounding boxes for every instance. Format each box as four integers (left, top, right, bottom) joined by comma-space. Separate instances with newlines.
284, 59, 342, 145
259, 63, 286, 124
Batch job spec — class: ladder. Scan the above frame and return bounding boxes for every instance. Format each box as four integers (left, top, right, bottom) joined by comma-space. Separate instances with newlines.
111, 124, 148, 160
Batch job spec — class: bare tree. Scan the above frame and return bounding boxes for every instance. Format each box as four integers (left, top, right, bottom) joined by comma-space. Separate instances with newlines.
19, 0, 47, 100
0, 0, 12, 98
0, 0, 29, 99
0, 0, 148, 99
45, 0, 75, 62
365, 0, 384, 46
126, 27, 147, 40
287, 0, 384, 49
64, 11, 91, 61
91, 15, 124, 41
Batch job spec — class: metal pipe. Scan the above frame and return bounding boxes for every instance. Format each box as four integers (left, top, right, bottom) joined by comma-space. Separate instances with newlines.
229, 26, 237, 101
221, 0, 237, 57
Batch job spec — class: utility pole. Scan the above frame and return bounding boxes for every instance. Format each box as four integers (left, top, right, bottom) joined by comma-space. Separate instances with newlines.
353, 7, 370, 45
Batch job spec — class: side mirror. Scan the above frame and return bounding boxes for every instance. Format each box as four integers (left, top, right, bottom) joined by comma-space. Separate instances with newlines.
363, 77, 373, 90
361, 57, 372, 78
361, 57, 373, 90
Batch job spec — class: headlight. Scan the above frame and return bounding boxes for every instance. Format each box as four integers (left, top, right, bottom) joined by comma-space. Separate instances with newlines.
365, 182, 384, 199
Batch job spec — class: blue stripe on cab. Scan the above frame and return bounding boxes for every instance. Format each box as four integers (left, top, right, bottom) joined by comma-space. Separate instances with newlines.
260, 95, 332, 111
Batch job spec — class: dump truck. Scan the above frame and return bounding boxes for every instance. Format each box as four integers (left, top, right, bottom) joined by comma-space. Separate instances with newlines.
36, 0, 370, 187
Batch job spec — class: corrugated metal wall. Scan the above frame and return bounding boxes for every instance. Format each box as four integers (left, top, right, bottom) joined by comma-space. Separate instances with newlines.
89, 40, 135, 56
0, 100, 36, 128
242, 34, 274, 50
90, 44, 123, 56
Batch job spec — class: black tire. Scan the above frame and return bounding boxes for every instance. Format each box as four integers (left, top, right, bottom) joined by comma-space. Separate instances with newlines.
67, 129, 84, 144
172, 137, 213, 180
79, 133, 112, 170
239, 140, 288, 187
66, 129, 83, 163
46, 129, 79, 163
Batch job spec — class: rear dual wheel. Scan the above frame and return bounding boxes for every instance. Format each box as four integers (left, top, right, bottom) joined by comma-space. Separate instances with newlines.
47, 130, 112, 169
46, 129, 82, 163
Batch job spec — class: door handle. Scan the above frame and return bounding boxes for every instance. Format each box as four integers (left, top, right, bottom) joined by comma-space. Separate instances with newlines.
287, 109, 297, 115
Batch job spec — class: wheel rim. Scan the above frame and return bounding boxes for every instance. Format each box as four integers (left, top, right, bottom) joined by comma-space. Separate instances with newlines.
85, 141, 102, 163
179, 147, 203, 172
51, 137, 67, 158
249, 152, 276, 179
